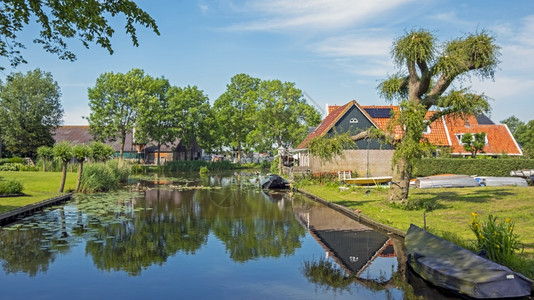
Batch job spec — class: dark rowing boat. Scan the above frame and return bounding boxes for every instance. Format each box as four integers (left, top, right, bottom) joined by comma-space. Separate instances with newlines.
260, 174, 289, 189
405, 224, 532, 299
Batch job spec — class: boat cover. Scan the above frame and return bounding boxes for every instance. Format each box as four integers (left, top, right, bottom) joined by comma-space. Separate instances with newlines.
260, 175, 289, 189
405, 224, 532, 299
475, 176, 528, 187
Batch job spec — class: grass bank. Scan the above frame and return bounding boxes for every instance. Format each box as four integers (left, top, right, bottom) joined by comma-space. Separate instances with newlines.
298, 183, 534, 257
0, 171, 76, 213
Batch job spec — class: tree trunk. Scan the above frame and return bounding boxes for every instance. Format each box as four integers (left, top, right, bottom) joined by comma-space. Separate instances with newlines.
59, 161, 68, 193
157, 144, 161, 166
388, 157, 411, 204
237, 143, 242, 164
120, 134, 126, 160
75, 160, 84, 192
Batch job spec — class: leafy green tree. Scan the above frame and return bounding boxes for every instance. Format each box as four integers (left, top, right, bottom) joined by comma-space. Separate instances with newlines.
461, 132, 486, 158
37, 146, 54, 172
0, 69, 63, 158
501, 116, 522, 135
213, 74, 260, 163
53, 141, 73, 193
0, 0, 159, 70
134, 77, 173, 165
168, 85, 211, 161
72, 144, 91, 192
253, 79, 321, 152
88, 142, 114, 162
371, 29, 499, 204
87, 69, 154, 159
515, 120, 534, 158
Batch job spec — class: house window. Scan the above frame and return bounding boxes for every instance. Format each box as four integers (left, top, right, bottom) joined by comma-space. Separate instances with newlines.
455, 133, 489, 145
349, 118, 358, 124
423, 126, 431, 134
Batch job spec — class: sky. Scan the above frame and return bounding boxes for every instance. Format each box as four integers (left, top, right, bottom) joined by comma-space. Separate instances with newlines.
1, 0, 533, 125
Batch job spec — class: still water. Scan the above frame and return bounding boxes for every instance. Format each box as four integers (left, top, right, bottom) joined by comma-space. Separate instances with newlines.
0, 173, 452, 299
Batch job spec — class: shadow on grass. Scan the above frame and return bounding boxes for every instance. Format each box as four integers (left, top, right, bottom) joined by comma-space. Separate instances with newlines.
334, 199, 376, 208
0, 205, 22, 214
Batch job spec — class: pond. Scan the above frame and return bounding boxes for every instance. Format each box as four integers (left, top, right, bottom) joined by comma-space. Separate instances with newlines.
0, 172, 457, 299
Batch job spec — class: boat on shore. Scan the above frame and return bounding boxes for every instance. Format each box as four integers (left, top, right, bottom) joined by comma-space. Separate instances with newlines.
342, 176, 392, 186
405, 224, 532, 299
415, 175, 479, 189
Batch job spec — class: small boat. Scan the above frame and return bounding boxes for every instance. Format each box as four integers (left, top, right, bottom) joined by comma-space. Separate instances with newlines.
405, 224, 532, 299
415, 175, 479, 189
343, 176, 392, 185
474, 176, 528, 187
260, 174, 289, 189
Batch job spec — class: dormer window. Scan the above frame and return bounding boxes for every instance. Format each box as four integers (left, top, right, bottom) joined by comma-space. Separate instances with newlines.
349, 118, 359, 124
423, 126, 431, 134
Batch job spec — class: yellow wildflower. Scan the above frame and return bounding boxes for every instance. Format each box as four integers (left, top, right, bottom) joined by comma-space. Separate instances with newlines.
505, 218, 511, 223
471, 212, 478, 217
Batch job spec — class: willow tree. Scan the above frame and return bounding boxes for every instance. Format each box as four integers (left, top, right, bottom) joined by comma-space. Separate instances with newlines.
358, 29, 499, 204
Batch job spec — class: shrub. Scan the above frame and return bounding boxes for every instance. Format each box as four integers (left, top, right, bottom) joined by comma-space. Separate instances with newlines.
414, 158, 534, 177
260, 159, 270, 169
0, 180, 24, 195
107, 160, 130, 182
78, 161, 129, 193
199, 166, 209, 174
0, 163, 23, 171
470, 213, 523, 266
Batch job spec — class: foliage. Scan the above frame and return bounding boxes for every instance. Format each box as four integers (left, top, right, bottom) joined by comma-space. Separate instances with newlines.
413, 158, 534, 177
470, 213, 522, 266
133, 76, 174, 165
461, 132, 486, 157
378, 29, 500, 203
500, 116, 522, 135
0, 180, 23, 195
72, 144, 91, 163
252, 79, 321, 151
0, 163, 24, 171
106, 160, 131, 182
53, 141, 73, 162
0, 69, 63, 157
0, 0, 159, 70
199, 166, 209, 174
87, 69, 157, 159
167, 85, 212, 160
270, 156, 280, 174
88, 142, 114, 162
260, 159, 271, 169
307, 133, 354, 163
37, 146, 54, 171
213, 74, 260, 162
78, 163, 117, 193
302, 258, 353, 292
0, 157, 25, 164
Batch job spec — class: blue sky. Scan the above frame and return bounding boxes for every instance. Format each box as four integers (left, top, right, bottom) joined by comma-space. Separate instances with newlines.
1, 0, 533, 124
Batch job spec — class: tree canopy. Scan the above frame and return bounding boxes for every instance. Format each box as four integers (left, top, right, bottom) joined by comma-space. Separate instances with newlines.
0, 69, 63, 158
502, 116, 534, 158
0, 0, 159, 70
87, 68, 156, 159
376, 29, 499, 203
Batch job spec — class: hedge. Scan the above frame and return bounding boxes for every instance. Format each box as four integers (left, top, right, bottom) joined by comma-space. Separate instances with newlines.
0, 180, 24, 195
414, 158, 534, 177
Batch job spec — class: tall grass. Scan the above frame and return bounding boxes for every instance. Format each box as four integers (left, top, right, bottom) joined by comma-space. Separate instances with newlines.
78, 162, 130, 193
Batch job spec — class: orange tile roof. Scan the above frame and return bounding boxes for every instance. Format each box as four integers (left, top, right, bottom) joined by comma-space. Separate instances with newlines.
445, 115, 522, 155
298, 101, 522, 155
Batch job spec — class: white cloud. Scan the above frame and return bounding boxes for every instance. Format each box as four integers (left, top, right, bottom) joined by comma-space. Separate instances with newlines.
226, 0, 417, 31
311, 34, 393, 57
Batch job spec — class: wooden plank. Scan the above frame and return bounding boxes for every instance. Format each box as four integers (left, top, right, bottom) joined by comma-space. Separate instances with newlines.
0, 193, 72, 226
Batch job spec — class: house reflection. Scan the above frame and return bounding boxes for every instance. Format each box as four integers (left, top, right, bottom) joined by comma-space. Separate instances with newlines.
294, 202, 397, 282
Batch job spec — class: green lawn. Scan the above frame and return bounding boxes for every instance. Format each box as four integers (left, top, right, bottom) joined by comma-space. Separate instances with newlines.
0, 171, 77, 213
299, 184, 534, 257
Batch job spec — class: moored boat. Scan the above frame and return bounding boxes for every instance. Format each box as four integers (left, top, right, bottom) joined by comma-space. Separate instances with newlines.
260, 174, 289, 189
405, 224, 532, 299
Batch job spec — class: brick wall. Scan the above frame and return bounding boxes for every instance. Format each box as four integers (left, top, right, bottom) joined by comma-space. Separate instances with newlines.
308, 149, 394, 177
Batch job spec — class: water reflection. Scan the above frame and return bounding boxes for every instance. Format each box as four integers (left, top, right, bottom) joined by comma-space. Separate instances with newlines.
0, 173, 456, 299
